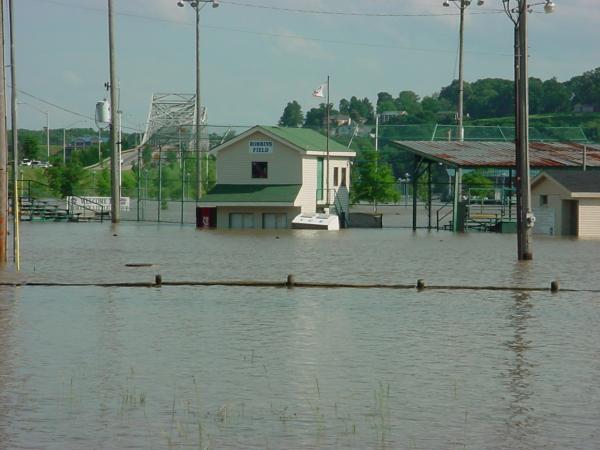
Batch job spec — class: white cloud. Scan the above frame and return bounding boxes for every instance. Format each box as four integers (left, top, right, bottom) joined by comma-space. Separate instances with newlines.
269, 28, 331, 60
62, 70, 84, 87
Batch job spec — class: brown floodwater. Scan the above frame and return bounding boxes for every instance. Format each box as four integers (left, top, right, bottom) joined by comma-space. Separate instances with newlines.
0, 222, 599, 449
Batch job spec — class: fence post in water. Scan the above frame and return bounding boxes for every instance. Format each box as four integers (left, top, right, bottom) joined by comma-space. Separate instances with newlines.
155, 274, 162, 287
550, 280, 559, 293
416, 279, 426, 291
286, 274, 295, 289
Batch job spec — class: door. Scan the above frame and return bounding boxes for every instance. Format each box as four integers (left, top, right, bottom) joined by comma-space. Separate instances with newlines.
561, 200, 578, 236
317, 158, 324, 201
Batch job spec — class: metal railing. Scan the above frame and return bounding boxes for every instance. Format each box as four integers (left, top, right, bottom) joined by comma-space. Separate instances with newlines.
12, 179, 107, 222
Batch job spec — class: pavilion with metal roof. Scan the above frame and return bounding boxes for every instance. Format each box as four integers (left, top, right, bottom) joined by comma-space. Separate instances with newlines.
390, 140, 600, 231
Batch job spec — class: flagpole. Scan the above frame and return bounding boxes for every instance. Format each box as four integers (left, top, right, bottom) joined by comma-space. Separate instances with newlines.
326, 75, 330, 209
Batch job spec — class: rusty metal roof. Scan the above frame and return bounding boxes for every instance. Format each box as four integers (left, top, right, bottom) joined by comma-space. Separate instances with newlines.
393, 141, 600, 169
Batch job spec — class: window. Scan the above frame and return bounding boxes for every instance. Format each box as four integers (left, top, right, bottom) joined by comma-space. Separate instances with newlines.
229, 213, 255, 229
341, 167, 347, 186
334, 167, 339, 186
252, 161, 268, 179
540, 194, 548, 207
263, 213, 288, 229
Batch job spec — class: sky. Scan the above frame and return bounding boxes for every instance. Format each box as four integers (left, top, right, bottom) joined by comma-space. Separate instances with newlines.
11, 0, 600, 133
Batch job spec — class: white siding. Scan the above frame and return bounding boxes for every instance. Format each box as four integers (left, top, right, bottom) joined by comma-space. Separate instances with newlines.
216, 131, 302, 185
317, 156, 353, 206
296, 158, 318, 213
531, 177, 571, 235
578, 199, 600, 237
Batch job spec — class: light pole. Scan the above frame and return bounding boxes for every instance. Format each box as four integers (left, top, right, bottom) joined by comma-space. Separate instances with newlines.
502, 0, 555, 260
176, 0, 219, 201
18, 102, 50, 159
108, 0, 120, 223
443, 0, 485, 142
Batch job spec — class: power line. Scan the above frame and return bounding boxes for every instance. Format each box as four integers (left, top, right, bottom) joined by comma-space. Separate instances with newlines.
220, 0, 505, 17
15, 87, 142, 132
23, 0, 510, 57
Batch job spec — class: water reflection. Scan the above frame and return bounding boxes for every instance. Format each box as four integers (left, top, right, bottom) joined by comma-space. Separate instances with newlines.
0, 288, 17, 449
503, 291, 537, 449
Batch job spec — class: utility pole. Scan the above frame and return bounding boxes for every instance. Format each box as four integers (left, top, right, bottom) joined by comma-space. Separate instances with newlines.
457, 0, 466, 142
0, 0, 7, 264
517, 0, 533, 260
108, 0, 120, 223
9, 0, 20, 270
195, 3, 202, 201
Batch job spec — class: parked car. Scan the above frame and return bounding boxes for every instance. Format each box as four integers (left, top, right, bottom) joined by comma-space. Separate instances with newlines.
37, 161, 52, 168
20, 158, 32, 166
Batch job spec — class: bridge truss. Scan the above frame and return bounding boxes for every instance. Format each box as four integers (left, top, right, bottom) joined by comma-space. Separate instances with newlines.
141, 93, 202, 147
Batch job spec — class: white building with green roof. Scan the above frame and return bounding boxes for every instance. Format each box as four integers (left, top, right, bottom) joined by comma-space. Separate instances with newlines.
197, 125, 356, 229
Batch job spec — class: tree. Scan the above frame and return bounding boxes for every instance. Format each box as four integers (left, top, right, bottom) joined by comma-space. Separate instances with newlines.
376, 92, 396, 114
396, 91, 422, 115
542, 77, 571, 113
279, 100, 304, 127
351, 149, 399, 211
46, 161, 87, 198
568, 67, 600, 106
462, 171, 493, 199
304, 103, 336, 128
22, 135, 41, 160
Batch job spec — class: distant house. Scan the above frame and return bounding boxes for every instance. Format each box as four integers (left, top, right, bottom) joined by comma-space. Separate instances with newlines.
326, 114, 352, 127
573, 104, 600, 113
378, 111, 407, 123
70, 135, 108, 148
197, 126, 356, 229
531, 170, 600, 236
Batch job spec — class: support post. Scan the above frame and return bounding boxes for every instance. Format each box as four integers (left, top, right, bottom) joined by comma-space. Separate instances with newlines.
158, 145, 162, 223
195, 4, 202, 202
517, 1, 533, 260
0, 0, 7, 264
427, 162, 432, 230
136, 147, 141, 222
108, 0, 120, 223
458, 0, 465, 142
326, 75, 330, 208
452, 167, 462, 232
514, 21, 523, 258
412, 156, 420, 231
9, 0, 19, 269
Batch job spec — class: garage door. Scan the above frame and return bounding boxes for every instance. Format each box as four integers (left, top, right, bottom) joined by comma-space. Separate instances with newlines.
263, 213, 288, 229
229, 213, 255, 229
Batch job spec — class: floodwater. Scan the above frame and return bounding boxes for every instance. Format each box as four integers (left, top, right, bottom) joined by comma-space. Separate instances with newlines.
1, 223, 599, 449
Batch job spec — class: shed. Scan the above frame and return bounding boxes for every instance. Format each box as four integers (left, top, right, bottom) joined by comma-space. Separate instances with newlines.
531, 171, 600, 237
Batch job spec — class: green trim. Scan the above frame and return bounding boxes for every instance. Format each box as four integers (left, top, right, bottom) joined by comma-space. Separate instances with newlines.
261, 126, 350, 153
199, 184, 301, 203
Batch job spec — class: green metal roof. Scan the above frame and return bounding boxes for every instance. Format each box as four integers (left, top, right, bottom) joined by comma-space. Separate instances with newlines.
199, 184, 301, 203
261, 126, 350, 153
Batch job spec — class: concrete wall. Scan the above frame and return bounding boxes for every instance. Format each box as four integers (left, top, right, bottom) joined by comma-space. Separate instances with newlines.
216, 131, 302, 185
216, 206, 301, 229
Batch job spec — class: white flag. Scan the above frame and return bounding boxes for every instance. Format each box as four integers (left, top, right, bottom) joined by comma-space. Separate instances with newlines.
312, 84, 325, 98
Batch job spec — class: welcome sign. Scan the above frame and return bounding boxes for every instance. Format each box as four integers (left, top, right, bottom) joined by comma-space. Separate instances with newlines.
249, 140, 273, 154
